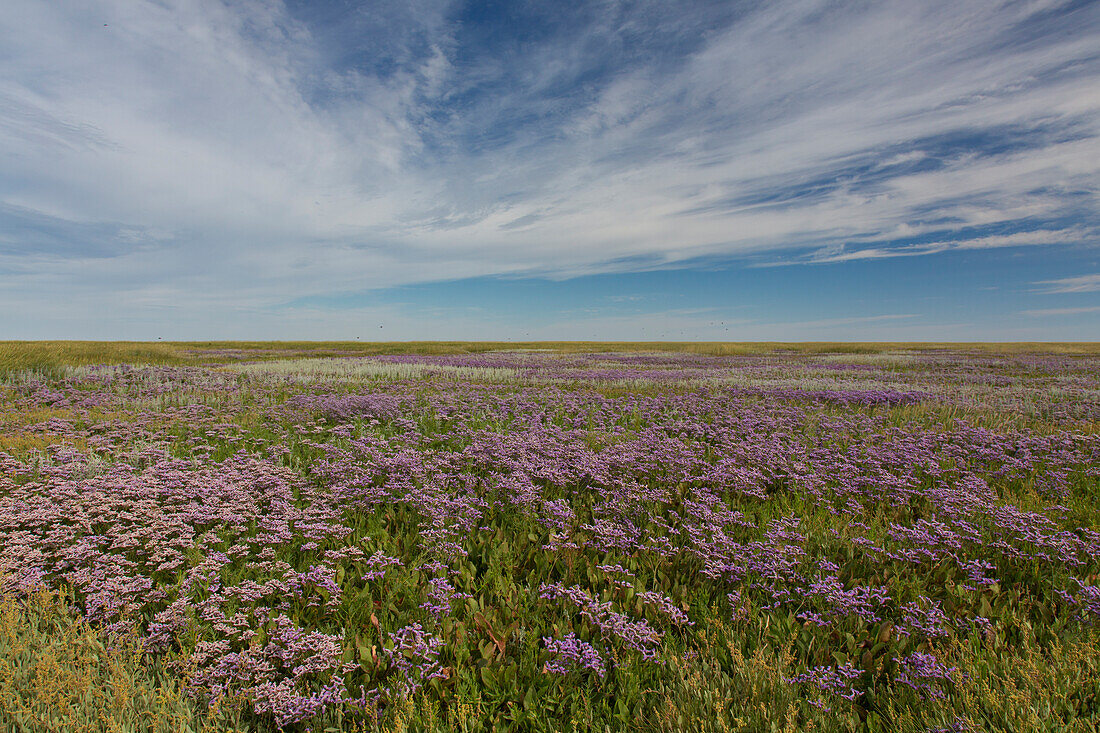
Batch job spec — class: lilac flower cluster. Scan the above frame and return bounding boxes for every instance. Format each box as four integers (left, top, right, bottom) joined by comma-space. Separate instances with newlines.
1, 348, 1098, 724
791, 569, 892, 627
1056, 580, 1100, 620
361, 551, 403, 581
181, 614, 359, 727
542, 633, 606, 678
420, 576, 470, 619
784, 662, 863, 711
635, 591, 693, 627
595, 563, 636, 591
539, 583, 662, 660
897, 597, 950, 639
384, 623, 447, 697
893, 652, 959, 700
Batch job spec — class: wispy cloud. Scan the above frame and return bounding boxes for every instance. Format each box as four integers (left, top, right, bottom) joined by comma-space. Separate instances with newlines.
1032, 273, 1100, 293
1, 0, 1099, 337
764, 314, 920, 329
760, 229, 1090, 266
1022, 306, 1100, 316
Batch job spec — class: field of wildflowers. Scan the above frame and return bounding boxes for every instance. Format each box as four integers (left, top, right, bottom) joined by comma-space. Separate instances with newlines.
1, 344, 1098, 731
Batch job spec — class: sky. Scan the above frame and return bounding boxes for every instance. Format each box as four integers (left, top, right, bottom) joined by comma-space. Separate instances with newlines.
1, 0, 1099, 341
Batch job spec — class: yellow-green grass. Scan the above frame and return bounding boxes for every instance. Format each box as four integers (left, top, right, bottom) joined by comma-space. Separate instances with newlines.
3, 341, 1099, 378
0, 583, 254, 733
228, 358, 524, 383
0, 342, 196, 377
169, 340, 1100, 355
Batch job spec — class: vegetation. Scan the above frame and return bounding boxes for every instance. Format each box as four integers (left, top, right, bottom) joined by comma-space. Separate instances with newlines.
0, 584, 252, 733
3, 340, 1098, 378
0, 343, 1098, 731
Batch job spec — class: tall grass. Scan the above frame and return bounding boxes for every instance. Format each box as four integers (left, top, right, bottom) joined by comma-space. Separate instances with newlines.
190, 340, 1100, 356
3, 341, 1097, 380
0, 342, 192, 378
0, 584, 254, 733
231, 358, 524, 383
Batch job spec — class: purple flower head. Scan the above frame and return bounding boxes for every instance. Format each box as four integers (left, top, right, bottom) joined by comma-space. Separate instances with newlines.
894, 652, 958, 700
385, 623, 446, 697
785, 662, 863, 711
897, 597, 950, 640
542, 633, 606, 678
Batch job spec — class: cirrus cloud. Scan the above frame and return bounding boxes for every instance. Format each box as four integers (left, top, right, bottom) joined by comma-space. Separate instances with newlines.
1, 0, 1099, 337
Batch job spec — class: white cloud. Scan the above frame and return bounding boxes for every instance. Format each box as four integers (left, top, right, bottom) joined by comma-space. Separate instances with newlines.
0, 0, 1099, 336
1033, 273, 1100, 293
761, 314, 920, 329
762, 229, 1091, 266
1022, 306, 1100, 316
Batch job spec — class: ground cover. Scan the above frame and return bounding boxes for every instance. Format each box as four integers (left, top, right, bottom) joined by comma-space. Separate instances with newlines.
0, 344, 1098, 731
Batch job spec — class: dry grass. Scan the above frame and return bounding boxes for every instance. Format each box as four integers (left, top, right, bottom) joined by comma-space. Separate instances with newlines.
0, 342, 195, 378
0, 584, 254, 733
880, 621, 1100, 732
230, 358, 524, 383
3, 340, 1098, 379
0, 433, 88, 456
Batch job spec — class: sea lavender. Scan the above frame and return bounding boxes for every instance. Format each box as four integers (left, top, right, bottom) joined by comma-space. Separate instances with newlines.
543, 633, 606, 678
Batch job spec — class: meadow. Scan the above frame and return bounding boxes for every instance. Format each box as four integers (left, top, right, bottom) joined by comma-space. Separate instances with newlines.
1, 341, 1099, 732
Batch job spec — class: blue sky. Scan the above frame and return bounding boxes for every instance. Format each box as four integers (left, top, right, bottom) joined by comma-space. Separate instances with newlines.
1, 0, 1099, 341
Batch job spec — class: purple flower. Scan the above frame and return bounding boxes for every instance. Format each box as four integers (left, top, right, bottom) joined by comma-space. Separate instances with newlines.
543, 633, 606, 678
897, 597, 950, 639
785, 662, 863, 711
894, 652, 958, 700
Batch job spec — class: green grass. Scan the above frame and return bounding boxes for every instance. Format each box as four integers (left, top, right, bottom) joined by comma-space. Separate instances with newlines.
3, 340, 1098, 379
0, 584, 255, 733
2, 342, 1099, 731
0, 342, 195, 378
